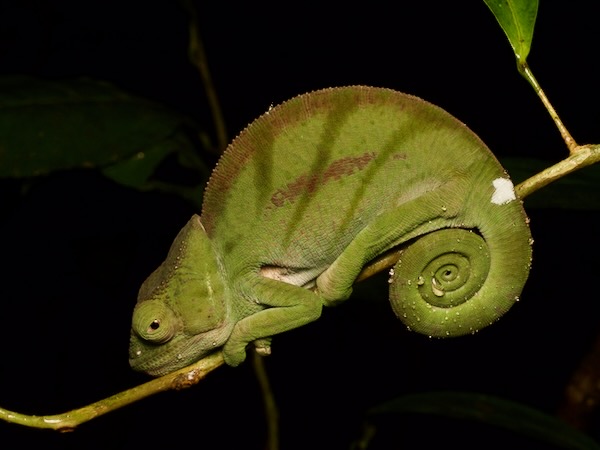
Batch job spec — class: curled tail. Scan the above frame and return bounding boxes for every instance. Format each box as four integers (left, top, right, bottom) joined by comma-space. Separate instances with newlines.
389, 178, 532, 337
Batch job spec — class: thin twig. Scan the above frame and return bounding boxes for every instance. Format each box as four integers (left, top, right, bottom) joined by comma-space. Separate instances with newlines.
181, 0, 228, 153
518, 62, 578, 153
252, 351, 280, 450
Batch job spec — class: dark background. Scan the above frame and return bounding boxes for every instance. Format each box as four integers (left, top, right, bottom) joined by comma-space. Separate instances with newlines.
0, 1, 599, 449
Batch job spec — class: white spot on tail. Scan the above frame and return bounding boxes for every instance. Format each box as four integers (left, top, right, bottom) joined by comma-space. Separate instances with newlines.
491, 178, 516, 205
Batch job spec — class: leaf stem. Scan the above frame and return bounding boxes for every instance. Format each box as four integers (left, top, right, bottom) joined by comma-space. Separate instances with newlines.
518, 62, 578, 153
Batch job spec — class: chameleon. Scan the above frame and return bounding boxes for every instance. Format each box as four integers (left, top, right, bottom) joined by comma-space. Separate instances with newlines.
129, 86, 532, 376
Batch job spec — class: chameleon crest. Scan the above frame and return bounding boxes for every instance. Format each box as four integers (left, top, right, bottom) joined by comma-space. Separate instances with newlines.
129, 86, 532, 376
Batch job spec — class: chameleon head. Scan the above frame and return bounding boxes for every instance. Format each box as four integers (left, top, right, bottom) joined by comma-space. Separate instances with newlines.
129, 215, 234, 376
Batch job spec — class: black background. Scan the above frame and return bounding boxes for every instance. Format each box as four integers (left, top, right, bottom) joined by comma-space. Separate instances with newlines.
0, 1, 599, 449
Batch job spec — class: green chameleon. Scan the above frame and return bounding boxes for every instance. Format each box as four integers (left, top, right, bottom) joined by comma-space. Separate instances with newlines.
129, 86, 532, 376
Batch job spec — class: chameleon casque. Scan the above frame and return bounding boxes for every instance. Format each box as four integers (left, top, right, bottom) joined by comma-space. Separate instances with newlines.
129, 86, 532, 376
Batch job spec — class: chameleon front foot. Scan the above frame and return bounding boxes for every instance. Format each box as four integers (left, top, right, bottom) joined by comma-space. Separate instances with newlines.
223, 330, 260, 366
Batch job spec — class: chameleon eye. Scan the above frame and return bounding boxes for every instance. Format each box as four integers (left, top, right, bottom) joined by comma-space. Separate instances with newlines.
132, 301, 177, 344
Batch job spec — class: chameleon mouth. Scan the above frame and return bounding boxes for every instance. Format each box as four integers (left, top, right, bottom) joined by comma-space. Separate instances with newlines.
128, 318, 234, 376
128, 331, 209, 377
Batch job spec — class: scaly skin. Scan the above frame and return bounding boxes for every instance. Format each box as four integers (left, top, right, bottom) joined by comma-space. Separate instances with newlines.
129, 86, 532, 376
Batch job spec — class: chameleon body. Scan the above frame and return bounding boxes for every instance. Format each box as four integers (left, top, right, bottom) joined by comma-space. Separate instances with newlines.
129, 86, 532, 376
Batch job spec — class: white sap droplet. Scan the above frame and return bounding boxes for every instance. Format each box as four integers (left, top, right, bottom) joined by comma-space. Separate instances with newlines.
491, 178, 516, 205
417, 276, 425, 286
177, 353, 183, 360
135, 350, 142, 356
528, 238, 535, 245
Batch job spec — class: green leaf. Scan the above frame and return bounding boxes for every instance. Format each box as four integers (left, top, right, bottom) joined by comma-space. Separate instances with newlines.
0, 76, 189, 178
101, 132, 194, 189
101, 131, 210, 209
368, 391, 600, 450
484, 0, 538, 63
502, 157, 600, 210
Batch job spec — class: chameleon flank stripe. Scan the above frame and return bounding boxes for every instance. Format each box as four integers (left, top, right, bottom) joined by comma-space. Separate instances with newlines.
129, 86, 532, 376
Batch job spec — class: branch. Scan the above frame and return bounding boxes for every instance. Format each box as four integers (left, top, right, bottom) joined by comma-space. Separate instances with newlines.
356, 143, 600, 282
515, 144, 600, 198
0, 352, 224, 431
2, 141, 599, 431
